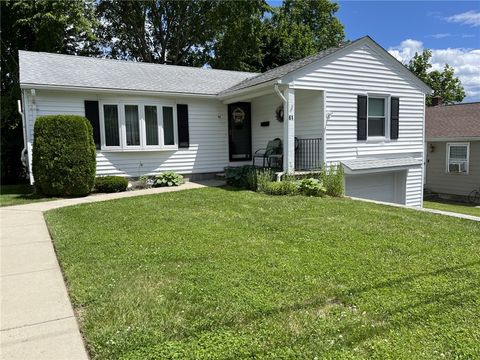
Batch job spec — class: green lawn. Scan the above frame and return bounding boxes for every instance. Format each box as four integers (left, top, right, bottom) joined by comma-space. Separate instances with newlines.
45, 188, 480, 359
424, 199, 480, 217
0, 184, 57, 207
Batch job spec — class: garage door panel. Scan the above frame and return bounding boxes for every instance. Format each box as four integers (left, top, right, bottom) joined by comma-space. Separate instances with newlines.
345, 172, 403, 204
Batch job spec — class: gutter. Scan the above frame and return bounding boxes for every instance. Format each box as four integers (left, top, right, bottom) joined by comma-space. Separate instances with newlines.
20, 83, 218, 99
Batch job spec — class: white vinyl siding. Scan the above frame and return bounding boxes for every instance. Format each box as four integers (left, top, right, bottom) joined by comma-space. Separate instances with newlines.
24, 90, 229, 177
249, 91, 324, 165
292, 43, 425, 207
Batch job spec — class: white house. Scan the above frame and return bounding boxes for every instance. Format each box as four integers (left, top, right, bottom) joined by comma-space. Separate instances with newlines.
19, 36, 432, 207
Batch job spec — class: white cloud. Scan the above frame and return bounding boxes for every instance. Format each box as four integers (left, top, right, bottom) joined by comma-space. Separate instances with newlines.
389, 39, 480, 101
446, 10, 480, 27
426, 33, 452, 39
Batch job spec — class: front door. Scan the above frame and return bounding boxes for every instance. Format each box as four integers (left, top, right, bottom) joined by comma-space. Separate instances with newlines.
228, 102, 252, 161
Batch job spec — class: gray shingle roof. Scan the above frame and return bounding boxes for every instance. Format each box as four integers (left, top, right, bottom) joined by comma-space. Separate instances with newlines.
19, 50, 258, 95
219, 37, 366, 95
342, 157, 422, 171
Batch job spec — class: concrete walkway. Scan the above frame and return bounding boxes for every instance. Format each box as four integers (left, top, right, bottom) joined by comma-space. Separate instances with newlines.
0, 180, 223, 360
349, 196, 480, 222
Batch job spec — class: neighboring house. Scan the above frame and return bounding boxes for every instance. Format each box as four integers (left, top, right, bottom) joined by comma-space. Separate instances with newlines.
425, 102, 480, 199
19, 36, 431, 207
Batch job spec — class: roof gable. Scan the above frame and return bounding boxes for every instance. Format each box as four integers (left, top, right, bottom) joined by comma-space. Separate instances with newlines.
220, 36, 432, 97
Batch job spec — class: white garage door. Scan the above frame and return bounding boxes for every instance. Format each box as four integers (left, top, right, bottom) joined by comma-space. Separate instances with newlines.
345, 172, 405, 204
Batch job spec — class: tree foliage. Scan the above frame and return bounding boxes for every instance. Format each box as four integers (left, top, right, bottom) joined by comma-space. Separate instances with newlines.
1, 0, 97, 183
1, 0, 345, 183
407, 49, 465, 106
97, 0, 224, 65
97, 0, 344, 72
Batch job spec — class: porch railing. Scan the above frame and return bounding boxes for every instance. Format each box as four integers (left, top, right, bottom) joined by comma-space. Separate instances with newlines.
295, 138, 322, 171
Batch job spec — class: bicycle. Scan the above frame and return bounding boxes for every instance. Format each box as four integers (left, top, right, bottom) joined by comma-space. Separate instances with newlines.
468, 186, 480, 204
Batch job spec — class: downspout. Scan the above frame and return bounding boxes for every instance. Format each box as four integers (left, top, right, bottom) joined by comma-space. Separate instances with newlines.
18, 98, 28, 169
274, 83, 287, 181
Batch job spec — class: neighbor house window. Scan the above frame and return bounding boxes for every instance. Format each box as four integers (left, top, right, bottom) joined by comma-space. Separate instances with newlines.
368, 97, 386, 137
103, 104, 120, 147
100, 101, 177, 150
447, 143, 469, 174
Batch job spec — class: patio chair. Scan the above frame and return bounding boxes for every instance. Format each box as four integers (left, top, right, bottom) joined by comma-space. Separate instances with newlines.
253, 138, 282, 168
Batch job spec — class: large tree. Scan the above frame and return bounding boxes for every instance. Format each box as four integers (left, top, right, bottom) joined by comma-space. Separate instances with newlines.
97, 0, 233, 66
407, 49, 465, 106
97, 0, 344, 72
1, 0, 97, 183
258, 0, 344, 71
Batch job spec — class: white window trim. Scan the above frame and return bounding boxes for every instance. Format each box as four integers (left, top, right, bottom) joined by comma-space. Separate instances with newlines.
123, 104, 143, 150
144, 105, 161, 149
100, 102, 122, 150
160, 105, 179, 150
99, 100, 178, 152
366, 94, 390, 142
446, 142, 470, 174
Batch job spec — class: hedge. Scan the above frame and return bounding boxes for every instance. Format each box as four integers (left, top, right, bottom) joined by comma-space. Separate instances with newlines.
32, 115, 96, 196
95, 176, 129, 193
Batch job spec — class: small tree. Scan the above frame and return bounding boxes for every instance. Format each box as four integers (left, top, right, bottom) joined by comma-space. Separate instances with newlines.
32, 115, 96, 196
407, 49, 465, 106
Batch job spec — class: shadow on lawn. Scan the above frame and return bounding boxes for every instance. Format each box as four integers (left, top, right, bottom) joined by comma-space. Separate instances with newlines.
196, 260, 479, 353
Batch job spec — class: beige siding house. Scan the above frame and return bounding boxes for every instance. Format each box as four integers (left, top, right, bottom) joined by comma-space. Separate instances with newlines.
425, 102, 480, 198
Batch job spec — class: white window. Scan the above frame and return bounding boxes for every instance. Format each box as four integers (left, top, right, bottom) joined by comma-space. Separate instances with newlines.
100, 101, 177, 151
368, 96, 388, 138
102, 104, 121, 148
447, 143, 469, 174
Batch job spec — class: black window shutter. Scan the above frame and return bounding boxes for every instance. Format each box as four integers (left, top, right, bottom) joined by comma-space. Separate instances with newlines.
357, 95, 367, 140
390, 97, 399, 140
177, 104, 189, 148
84, 100, 101, 149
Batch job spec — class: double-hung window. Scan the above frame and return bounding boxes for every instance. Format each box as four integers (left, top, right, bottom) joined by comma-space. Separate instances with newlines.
367, 97, 387, 138
103, 104, 121, 148
447, 143, 469, 174
100, 102, 177, 151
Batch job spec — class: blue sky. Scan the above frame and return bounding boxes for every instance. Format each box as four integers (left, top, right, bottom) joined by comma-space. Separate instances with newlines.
267, 1, 480, 102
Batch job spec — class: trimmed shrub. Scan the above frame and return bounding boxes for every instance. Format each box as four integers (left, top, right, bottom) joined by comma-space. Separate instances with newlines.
321, 164, 344, 197
298, 178, 326, 197
32, 115, 96, 196
153, 172, 183, 187
95, 176, 128, 193
262, 180, 298, 196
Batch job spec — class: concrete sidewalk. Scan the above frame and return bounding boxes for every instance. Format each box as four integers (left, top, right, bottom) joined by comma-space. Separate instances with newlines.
349, 196, 480, 222
0, 180, 223, 360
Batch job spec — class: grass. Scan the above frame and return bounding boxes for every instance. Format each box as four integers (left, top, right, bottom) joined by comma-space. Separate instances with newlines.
0, 184, 57, 207
45, 188, 480, 359
424, 199, 480, 217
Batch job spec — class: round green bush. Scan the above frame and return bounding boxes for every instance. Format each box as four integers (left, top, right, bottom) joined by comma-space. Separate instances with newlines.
95, 176, 129, 193
32, 115, 96, 196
